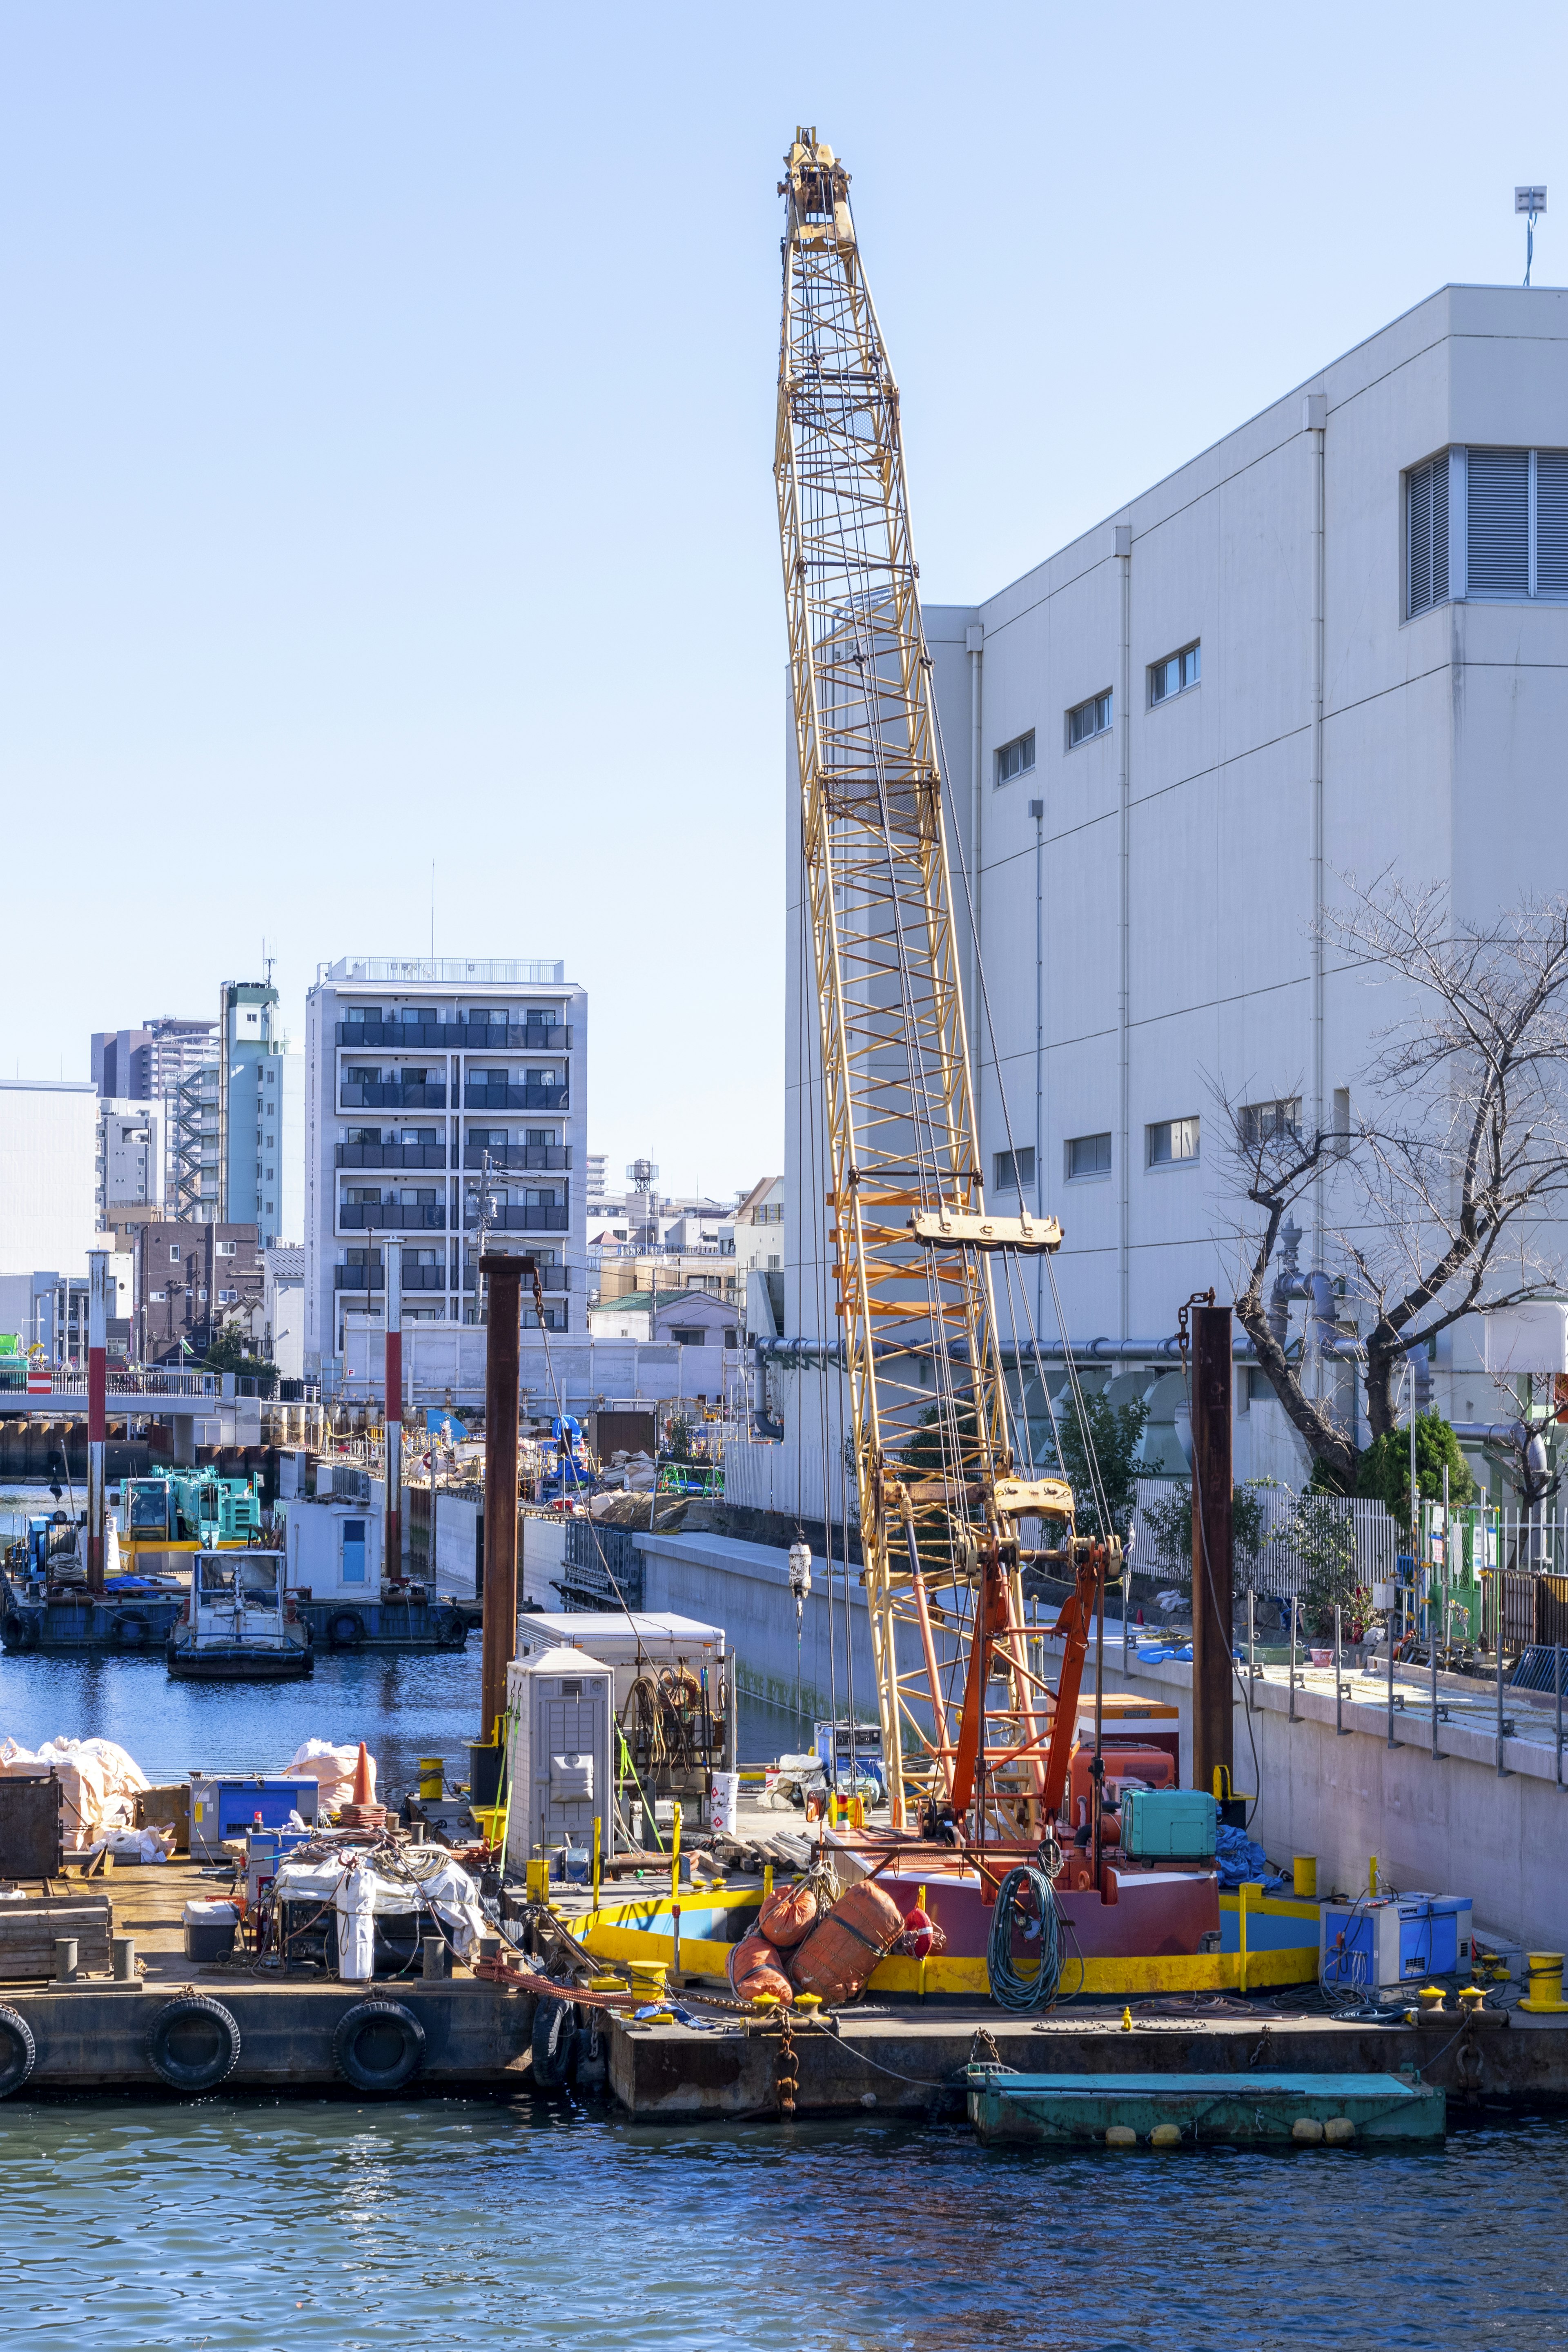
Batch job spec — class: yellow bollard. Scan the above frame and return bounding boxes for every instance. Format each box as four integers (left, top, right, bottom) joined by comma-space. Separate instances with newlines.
1519, 1953, 1568, 2013
1292, 1855, 1318, 1900
526, 1858, 550, 1905
763, 1862, 774, 1900
418, 1757, 444, 1804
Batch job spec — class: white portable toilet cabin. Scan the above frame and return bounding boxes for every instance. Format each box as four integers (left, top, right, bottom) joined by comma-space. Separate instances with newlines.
284, 1497, 383, 1599
503, 1643, 614, 1876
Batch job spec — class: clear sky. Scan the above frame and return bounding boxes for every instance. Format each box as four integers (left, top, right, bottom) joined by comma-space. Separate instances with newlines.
3, 3, 1563, 1202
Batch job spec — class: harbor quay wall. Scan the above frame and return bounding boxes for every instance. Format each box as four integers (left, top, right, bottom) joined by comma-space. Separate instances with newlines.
1052, 1634, 1568, 1953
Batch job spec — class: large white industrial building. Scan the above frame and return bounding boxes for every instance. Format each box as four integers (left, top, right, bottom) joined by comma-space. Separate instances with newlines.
776, 282, 1568, 1488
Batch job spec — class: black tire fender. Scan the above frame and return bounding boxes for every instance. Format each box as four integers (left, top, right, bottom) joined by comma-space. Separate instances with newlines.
333, 1998, 426, 2092
146, 1995, 242, 2091
437, 1607, 468, 1650
531, 1994, 577, 2091
113, 1611, 152, 1650
328, 1608, 365, 1650
0, 2003, 37, 2097
1, 1611, 36, 1653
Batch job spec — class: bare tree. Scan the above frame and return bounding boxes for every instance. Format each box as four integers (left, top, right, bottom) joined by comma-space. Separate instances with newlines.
1224, 878, 1568, 1490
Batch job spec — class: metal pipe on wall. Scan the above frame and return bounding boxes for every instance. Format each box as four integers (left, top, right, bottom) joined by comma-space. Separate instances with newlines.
1304, 392, 1327, 1276
967, 623, 984, 1117
1115, 523, 1132, 1343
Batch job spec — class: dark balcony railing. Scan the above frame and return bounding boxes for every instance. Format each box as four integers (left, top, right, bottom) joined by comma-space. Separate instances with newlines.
336, 1143, 447, 1169
461, 1143, 570, 1171
335, 1260, 448, 1291
335, 1020, 572, 1051
461, 1204, 568, 1233
461, 1084, 568, 1111
463, 1261, 569, 1291
339, 1083, 448, 1110
338, 1204, 447, 1231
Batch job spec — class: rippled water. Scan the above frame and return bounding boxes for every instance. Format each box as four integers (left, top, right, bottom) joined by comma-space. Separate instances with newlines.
2, 2098, 1566, 2351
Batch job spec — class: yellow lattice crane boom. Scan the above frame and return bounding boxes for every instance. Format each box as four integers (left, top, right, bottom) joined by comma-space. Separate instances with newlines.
774, 129, 1107, 1846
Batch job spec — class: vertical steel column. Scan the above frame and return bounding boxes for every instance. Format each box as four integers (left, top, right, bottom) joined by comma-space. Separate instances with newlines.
479, 1252, 521, 1746
86, 1249, 108, 1595
384, 1237, 403, 1587
1189, 1303, 1234, 1798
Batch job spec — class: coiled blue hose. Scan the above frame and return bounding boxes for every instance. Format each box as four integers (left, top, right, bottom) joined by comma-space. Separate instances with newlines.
987, 1864, 1062, 2011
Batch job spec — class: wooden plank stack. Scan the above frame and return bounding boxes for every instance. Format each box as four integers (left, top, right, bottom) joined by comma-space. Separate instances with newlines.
0, 1894, 114, 1980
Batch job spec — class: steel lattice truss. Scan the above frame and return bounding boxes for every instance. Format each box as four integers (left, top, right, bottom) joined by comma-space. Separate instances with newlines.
774, 131, 1079, 1837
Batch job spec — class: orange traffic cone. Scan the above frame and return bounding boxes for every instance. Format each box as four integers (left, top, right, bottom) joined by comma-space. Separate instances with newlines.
339, 1740, 385, 1831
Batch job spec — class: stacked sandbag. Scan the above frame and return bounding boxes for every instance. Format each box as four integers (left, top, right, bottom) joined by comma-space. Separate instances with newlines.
0, 1735, 149, 1842
788, 1878, 906, 2005
727, 1931, 794, 2005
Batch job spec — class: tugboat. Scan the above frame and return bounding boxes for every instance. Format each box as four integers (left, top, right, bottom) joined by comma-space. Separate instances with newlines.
166, 1544, 313, 1680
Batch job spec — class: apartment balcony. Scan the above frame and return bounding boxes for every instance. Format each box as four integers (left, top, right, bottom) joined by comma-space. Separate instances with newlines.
461, 1143, 570, 1171
461, 1084, 568, 1111
335, 1020, 571, 1050
334, 1261, 448, 1292
336, 1143, 447, 1169
460, 1204, 568, 1233
337, 1203, 448, 1231
339, 1082, 448, 1110
462, 1261, 569, 1291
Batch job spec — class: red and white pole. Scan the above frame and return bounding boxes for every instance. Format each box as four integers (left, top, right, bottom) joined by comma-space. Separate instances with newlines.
86, 1247, 107, 1595
385, 1236, 403, 1587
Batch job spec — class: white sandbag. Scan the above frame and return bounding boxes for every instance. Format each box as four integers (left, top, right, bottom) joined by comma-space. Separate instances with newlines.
405, 1851, 487, 1956
83, 1825, 172, 1864
281, 1739, 376, 1807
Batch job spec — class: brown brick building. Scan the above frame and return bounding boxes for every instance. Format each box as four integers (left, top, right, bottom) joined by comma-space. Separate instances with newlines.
134, 1222, 263, 1365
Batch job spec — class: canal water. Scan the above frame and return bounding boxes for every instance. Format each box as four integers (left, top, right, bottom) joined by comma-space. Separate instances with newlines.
1, 2097, 1565, 2350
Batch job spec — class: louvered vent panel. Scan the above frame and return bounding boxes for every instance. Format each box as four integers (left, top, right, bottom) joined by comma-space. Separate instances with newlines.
1467, 449, 1530, 596
1536, 452, 1568, 595
1407, 457, 1448, 616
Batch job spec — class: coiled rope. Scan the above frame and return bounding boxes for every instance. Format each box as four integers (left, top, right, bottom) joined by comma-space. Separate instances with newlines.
987, 1864, 1062, 2012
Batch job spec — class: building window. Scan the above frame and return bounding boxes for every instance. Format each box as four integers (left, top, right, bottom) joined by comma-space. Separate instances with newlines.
169, 1245, 181, 1263
217, 1288, 237, 1305
148, 1290, 166, 1304
1148, 1116, 1200, 1167
1066, 690, 1112, 748
1066, 1132, 1111, 1180
1407, 453, 1450, 616
994, 731, 1036, 787
1239, 1098, 1301, 1149
1149, 644, 1200, 704
215, 1240, 236, 1258
992, 1146, 1036, 1193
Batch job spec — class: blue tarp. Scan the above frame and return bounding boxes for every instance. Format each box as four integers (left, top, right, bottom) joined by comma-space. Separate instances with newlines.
425, 1408, 469, 1438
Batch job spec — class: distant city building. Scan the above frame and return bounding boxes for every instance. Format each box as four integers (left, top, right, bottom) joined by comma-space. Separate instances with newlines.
91, 1018, 217, 1199
0, 1258, 134, 1366
134, 1220, 263, 1365
585, 1152, 608, 1207
214, 980, 303, 1248
732, 1174, 785, 1337
587, 1286, 740, 1348
302, 956, 588, 1374
0, 1080, 98, 1279
263, 1243, 306, 1379
96, 1098, 164, 1230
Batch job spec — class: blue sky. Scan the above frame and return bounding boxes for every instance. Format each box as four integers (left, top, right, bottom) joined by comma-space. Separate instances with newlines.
2, 3, 1563, 1200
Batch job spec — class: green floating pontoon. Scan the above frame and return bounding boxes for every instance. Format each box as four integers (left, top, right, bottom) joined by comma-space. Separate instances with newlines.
966, 2068, 1444, 2147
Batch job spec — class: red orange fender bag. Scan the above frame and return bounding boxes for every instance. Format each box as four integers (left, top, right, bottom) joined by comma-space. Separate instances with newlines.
727, 1931, 795, 2005
788, 1880, 906, 2005
757, 1883, 819, 1949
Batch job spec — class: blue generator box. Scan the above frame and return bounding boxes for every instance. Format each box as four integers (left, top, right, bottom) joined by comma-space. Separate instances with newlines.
190, 1775, 318, 1861
1120, 1788, 1218, 1860
1319, 1893, 1473, 1991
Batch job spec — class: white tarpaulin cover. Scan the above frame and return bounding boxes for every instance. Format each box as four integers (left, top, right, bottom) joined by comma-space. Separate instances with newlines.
271, 1846, 486, 1982
279, 1740, 378, 1807
0, 1735, 150, 1841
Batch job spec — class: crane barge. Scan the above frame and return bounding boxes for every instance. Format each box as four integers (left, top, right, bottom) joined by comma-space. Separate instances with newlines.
775, 128, 1220, 1990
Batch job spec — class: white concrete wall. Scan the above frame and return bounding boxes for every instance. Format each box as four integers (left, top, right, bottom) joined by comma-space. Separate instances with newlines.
0, 1081, 97, 1277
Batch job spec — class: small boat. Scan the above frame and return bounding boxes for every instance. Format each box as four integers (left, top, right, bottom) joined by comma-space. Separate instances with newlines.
166, 1547, 313, 1680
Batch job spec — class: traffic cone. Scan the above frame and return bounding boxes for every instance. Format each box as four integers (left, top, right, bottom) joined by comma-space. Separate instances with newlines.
340, 1740, 384, 1830
352, 1742, 373, 1806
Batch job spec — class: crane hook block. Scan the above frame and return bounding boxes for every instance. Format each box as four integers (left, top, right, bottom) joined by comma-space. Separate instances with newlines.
910, 1209, 1063, 1253
993, 1477, 1076, 1520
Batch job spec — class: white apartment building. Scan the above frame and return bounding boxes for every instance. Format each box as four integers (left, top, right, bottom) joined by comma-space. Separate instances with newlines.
97, 1098, 164, 1227
303, 956, 588, 1374
781, 282, 1568, 1480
